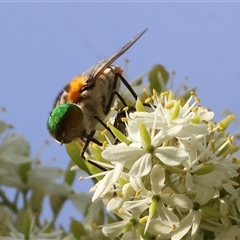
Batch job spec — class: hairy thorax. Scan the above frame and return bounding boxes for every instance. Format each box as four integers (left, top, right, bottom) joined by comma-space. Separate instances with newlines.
54, 65, 122, 137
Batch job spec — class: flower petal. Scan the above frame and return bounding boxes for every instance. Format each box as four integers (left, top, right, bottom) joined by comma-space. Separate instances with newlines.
129, 153, 152, 177
92, 171, 114, 202
155, 147, 188, 166
102, 144, 144, 162
150, 164, 165, 194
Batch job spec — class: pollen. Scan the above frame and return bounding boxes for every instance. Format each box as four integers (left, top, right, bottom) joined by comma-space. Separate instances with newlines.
161, 91, 169, 97
168, 192, 173, 197
101, 129, 108, 135
121, 117, 128, 122
103, 141, 108, 149
135, 190, 142, 196
118, 207, 124, 214
227, 136, 233, 144
165, 101, 174, 109
190, 91, 197, 97
208, 124, 213, 131
106, 120, 111, 127
117, 192, 123, 198
171, 224, 176, 230
151, 89, 158, 100
67, 76, 85, 102
91, 143, 98, 150
195, 97, 201, 103
139, 216, 148, 224
192, 106, 198, 112
151, 94, 156, 100
144, 97, 152, 104
221, 179, 229, 184
92, 223, 97, 230
202, 119, 209, 125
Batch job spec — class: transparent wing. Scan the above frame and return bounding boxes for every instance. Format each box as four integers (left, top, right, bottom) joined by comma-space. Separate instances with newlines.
85, 28, 148, 87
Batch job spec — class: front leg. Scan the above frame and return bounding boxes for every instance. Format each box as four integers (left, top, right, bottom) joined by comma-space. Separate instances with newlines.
80, 131, 107, 171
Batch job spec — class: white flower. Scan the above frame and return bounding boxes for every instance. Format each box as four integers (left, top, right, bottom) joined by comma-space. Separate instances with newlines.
123, 165, 193, 235
101, 211, 144, 240
102, 119, 189, 179
27, 166, 66, 195
83, 91, 240, 239
147, 210, 198, 239
1, 213, 63, 240
90, 170, 115, 202
215, 225, 240, 239
0, 134, 31, 164
0, 134, 32, 189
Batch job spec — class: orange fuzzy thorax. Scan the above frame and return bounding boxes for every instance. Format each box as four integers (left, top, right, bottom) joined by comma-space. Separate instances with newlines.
67, 76, 85, 102
67, 66, 123, 103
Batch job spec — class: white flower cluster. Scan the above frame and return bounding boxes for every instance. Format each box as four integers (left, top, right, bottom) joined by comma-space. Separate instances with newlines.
0, 119, 92, 239
0, 212, 63, 240
86, 91, 240, 239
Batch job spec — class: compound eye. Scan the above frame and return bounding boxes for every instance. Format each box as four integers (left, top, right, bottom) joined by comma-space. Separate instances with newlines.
47, 104, 83, 144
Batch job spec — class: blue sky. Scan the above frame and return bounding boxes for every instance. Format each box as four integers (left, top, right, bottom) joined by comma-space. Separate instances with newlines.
1, 2, 240, 227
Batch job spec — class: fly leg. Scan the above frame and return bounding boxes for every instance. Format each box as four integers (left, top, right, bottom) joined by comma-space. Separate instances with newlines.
105, 72, 152, 115
104, 73, 137, 115
80, 131, 107, 171
115, 72, 138, 100
93, 115, 115, 139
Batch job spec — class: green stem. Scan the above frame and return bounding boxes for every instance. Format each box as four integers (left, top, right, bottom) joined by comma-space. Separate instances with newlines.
0, 189, 17, 213
22, 190, 28, 209
165, 172, 180, 194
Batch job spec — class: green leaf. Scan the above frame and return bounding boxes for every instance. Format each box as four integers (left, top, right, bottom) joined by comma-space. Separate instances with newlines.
19, 162, 31, 184
50, 194, 66, 217
65, 141, 102, 177
70, 219, 87, 239
148, 65, 169, 93
200, 206, 223, 218
64, 161, 76, 186
0, 120, 7, 134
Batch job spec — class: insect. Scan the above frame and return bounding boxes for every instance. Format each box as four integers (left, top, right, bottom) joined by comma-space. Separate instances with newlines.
47, 29, 147, 167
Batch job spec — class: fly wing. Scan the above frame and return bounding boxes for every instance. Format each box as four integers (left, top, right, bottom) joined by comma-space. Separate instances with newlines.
84, 28, 148, 88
